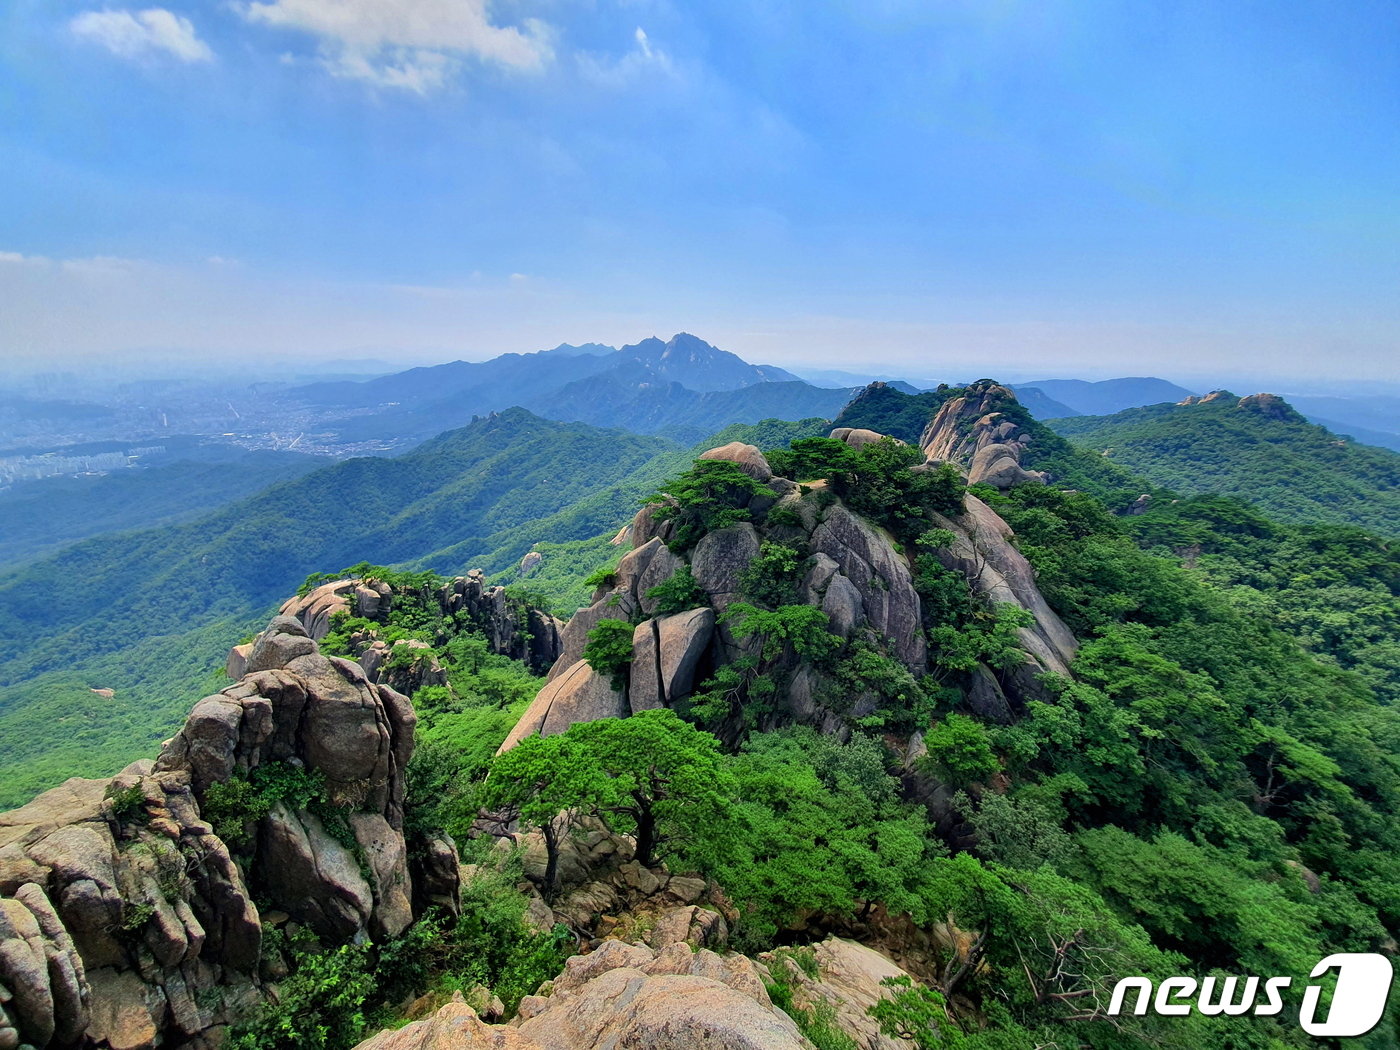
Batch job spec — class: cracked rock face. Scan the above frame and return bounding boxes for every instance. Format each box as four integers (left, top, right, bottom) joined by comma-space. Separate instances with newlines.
810, 504, 926, 671
354, 938, 809, 1050
157, 618, 419, 943
0, 764, 259, 1049
500, 432, 1080, 750
760, 938, 919, 1050
0, 616, 436, 1048
918, 381, 1047, 490
279, 570, 564, 676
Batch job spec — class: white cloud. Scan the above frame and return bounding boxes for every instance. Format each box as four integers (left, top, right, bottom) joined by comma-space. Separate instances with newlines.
577, 24, 675, 88
0, 250, 146, 274
324, 46, 452, 93
60, 255, 143, 275
240, 0, 553, 94
69, 8, 214, 63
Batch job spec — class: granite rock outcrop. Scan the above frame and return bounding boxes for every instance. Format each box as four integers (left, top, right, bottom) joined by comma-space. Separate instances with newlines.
0, 616, 438, 1048
501, 434, 1077, 750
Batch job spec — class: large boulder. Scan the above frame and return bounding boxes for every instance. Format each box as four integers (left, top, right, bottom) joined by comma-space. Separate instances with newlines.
352, 937, 812, 1050
158, 618, 420, 940
163, 619, 417, 821
697, 442, 774, 483
645, 905, 729, 951
829, 427, 891, 450
497, 662, 629, 754
761, 937, 918, 1050
546, 593, 640, 685
811, 505, 925, 671
690, 524, 761, 609
628, 609, 715, 713
352, 995, 539, 1049
279, 580, 355, 641
919, 382, 1046, 490
259, 802, 375, 943
930, 495, 1078, 676
519, 941, 806, 1050
244, 615, 317, 674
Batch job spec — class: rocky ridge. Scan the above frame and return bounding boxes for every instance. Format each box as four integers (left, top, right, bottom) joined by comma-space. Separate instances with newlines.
0, 616, 445, 1049
352, 933, 922, 1050
234, 570, 565, 683
1178, 390, 1308, 424
501, 424, 1077, 753
2, 396, 1077, 1050
919, 380, 1047, 490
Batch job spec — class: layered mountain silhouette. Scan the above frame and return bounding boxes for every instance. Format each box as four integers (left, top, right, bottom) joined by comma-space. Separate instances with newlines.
1013, 376, 1196, 415
293, 333, 836, 443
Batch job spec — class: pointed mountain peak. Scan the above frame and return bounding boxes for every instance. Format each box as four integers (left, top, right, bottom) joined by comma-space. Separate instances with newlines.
612, 333, 800, 391
543, 342, 616, 357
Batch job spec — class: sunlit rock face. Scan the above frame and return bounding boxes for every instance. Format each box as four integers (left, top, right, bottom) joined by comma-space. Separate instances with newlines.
0, 616, 443, 1049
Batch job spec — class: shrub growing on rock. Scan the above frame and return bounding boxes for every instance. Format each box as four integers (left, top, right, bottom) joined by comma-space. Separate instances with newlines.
645, 564, 708, 614
582, 617, 636, 689
920, 714, 999, 786
646, 458, 776, 550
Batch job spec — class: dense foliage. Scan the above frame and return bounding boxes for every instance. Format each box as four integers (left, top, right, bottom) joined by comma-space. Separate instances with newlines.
9, 378, 1400, 1048
645, 458, 776, 550
0, 449, 320, 570
828, 383, 955, 444
0, 412, 783, 804
229, 866, 571, 1050
1050, 394, 1400, 535
484, 709, 732, 893
574, 415, 1400, 1046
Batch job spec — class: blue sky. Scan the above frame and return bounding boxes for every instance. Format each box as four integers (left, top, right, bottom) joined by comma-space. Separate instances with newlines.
1, 0, 1397, 382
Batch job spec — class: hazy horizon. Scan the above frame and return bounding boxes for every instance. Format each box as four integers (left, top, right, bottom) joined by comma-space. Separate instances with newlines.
3, 1, 1397, 382
7, 332, 1400, 405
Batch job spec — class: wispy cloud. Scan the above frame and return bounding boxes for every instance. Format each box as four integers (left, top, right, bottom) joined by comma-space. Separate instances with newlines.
577, 24, 676, 88
0, 250, 144, 273
60, 255, 143, 275
240, 0, 553, 95
69, 8, 214, 63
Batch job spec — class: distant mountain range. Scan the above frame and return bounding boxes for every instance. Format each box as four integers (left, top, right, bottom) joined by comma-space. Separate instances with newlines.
1008, 387, 1080, 419
789, 366, 931, 391
1013, 377, 1197, 416
1277, 393, 1400, 453
294, 332, 839, 443
294, 339, 1216, 445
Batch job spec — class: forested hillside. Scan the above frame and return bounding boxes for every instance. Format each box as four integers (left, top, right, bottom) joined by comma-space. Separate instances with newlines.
0, 411, 673, 804
1050, 392, 1400, 535
238, 395, 1400, 1048
837, 382, 1400, 705
0, 449, 320, 567
0, 411, 828, 807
